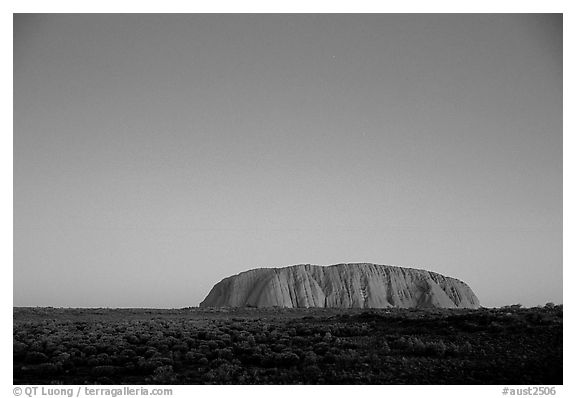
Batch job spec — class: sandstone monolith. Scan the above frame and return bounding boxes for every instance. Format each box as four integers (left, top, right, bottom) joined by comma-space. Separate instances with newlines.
200, 263, 480, 309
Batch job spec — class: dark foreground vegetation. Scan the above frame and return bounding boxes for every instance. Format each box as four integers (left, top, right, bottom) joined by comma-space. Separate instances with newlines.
14, 305, 562, 385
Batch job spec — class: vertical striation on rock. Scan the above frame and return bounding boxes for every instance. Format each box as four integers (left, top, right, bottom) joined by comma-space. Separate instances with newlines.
199, 263, 480, 309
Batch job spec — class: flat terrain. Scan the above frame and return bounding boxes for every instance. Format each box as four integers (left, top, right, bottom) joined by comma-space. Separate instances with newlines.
13, 306, 562, 384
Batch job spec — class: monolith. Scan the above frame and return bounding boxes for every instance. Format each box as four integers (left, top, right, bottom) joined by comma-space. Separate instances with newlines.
200, 263, 480, 309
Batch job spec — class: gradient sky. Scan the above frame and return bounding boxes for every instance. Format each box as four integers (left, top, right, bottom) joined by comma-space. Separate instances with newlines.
14, 14, 562, 308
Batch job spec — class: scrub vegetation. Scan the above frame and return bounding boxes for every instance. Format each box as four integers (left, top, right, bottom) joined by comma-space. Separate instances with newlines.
13, 305, 562, 384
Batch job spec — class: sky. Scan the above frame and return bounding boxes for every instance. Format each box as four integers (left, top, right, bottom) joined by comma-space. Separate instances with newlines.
14, 14, 562, 308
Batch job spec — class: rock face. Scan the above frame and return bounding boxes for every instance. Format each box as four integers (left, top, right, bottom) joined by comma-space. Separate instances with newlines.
200, 263, 480, 309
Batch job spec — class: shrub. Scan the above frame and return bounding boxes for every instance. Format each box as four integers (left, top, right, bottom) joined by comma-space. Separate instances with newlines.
13, 342, 28, 359
295, 326, 312, 336
95, 376, 114, 384
425, 340, 447, 357
379, 341, 391, 354
91, 366, 118, 378
303, 364, 322, 379
29, 341, 44, 352
323, 351, 337, 364
303, 350, 318, 365
143, 348, 158, 358
292, 336, 308, 346
272, 343, 287, 353
120, 349, 136, 358
411, 338, 427, 355
113, 354, 134, 365
202, 363, 242, 384
446, 342, 459, 356
215, 347, 234, 360
137, 358, 164, 373
96, 352, 110, 363
150, 365, 177, 384
53, 352, 71, 362
125, 334, 140, 344
313, 342, 330, 355
23, 363, 59, 376
275, 351, 300, 367
25, 351, 49, 364
83, 345, 98, 356
392, 336, 408, 350
392, 336, 426, 355
460, 341, 473, 354
335, 349, 357, 367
